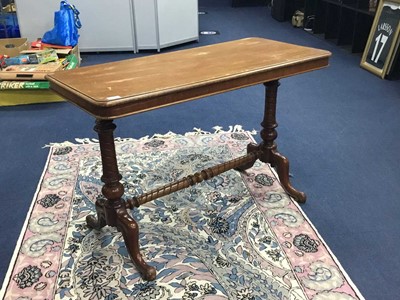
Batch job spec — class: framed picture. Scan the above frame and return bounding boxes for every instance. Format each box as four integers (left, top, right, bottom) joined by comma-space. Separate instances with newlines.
361, 0, 400, 78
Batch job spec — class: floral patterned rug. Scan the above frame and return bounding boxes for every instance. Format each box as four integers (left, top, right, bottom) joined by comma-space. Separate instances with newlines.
0, 128, 364, 300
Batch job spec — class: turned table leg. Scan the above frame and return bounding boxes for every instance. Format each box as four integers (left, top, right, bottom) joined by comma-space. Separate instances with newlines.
258, 80, 307, 203
86, 119, 156, 281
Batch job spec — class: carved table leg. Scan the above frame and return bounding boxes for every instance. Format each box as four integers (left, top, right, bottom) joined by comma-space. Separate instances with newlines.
258, 81, 306, 203
87, 119, 156, 281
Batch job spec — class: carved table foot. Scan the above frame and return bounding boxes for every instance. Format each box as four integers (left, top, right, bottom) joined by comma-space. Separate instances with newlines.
116, 208, 157, 281
86, 198, 107, 230
270, 149, 306, 203
238, 143, 307, 203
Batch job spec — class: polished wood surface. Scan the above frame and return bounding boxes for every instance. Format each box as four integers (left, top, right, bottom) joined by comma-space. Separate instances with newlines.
46, 38, 331, 281
46, 37, 330, 119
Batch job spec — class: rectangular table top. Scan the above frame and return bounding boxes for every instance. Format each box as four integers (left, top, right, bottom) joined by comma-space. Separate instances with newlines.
46, 37, 331, 119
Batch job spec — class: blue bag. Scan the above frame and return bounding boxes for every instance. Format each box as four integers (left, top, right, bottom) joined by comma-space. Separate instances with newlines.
42, 1, 82, 47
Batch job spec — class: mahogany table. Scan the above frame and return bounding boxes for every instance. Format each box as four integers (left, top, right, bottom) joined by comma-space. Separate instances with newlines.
46, 37, 331, 281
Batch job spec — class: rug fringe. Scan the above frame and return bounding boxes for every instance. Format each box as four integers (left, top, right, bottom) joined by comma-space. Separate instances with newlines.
43, 125, 257, 148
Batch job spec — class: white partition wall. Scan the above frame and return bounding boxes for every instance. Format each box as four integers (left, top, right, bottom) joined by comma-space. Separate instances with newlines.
14, 0, 58, 43
67, 0, 136, 52
157, 0, 199, 49
15, 0, 198, 52
133, 0, 199, 52
132, 0, 158, 51
15, 0, 136, 52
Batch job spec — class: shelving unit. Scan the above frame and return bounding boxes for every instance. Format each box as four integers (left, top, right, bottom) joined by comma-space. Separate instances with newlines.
305, 0, 376, 53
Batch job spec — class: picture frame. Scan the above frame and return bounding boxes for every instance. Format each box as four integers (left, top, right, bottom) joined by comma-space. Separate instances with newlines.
361, 0, 400, 78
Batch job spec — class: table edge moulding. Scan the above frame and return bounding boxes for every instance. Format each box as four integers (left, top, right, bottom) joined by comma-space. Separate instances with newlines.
47, 38, 330, 119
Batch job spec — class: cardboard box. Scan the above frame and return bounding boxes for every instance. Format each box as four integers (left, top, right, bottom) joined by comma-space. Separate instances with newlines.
0, 63, 62, 80
0, 38, 29, 57
0, 79, 65, 106
0, 44, 80, 106
54, 46, 81, 66
1, 45, 80, 81
20, 45, 81, 66
0, 89, 64, 106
